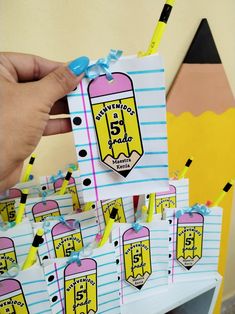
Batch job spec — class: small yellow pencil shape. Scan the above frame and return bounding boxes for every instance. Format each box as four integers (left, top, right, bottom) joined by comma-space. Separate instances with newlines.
21, 154, 36, 182
22, 228, 44, 270
146, 193, 155, 223
98, 207, 118, 247
141, 205, 148, 222
140, 0, 175, 56
178, 156, 194, 180
58, 168, 73, 195
212, 179, 234, 206
15, 189, 28, 224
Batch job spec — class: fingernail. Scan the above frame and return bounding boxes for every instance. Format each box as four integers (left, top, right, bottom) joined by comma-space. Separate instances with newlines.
68, 56, 89, 76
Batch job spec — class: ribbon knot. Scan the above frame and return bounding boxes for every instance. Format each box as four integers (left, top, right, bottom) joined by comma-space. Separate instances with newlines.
0, 263, 20, 278
67, 251, 81, 266
132, 222, 143, 233
0, 221, 16, 231
50, 170, 64, 183
176, 203, 211, 219
85, 49, 123, 81
43, 215, 80, 234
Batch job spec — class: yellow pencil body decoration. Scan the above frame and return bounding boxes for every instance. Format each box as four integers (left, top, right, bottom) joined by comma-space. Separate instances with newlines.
212, 180, 234, 206
22, 154, 36, 182
146, 193, 155, 223
178, 157, 194, 180
98, 207, 118, 247
58, 168, 73, 196
22, 228, 44, 270
15, 189, 28, 225
140, 0, 175, 56
141, 205, 148, 222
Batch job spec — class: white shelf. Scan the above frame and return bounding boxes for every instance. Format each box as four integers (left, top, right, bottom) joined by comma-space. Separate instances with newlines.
121, 273, 222, 314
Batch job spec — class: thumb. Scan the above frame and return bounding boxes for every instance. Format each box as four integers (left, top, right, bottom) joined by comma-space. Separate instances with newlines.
36, 56, 89, 104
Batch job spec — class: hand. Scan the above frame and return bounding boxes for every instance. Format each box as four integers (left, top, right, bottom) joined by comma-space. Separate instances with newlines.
0, 52, 89, 192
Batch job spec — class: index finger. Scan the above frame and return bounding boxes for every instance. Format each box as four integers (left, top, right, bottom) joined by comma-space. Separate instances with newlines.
0, 52, 64, 82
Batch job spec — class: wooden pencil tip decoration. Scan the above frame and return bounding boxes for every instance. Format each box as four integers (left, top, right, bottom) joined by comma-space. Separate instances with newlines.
22, 154, 36, 182
15, 189, 29, 224
98, 207, 118, 247
139, 0, 175, 56
178, 156, 194, 179
58, 168, 73, 195
212, 179, 234, 206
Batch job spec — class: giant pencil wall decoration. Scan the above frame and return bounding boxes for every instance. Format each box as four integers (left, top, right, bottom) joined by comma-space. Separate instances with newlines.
167, 18, 235, 313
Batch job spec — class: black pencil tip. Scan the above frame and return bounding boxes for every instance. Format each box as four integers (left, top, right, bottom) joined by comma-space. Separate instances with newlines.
184, 18, 221, 64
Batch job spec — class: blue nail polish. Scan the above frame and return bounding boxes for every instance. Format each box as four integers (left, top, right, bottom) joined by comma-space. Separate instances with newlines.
68, 56, 89, 76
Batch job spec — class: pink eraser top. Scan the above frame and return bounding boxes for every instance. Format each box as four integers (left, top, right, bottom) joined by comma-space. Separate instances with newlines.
64, 258, 97, 276
54, 177, 75, 189
8, 188, 21, 199
0, 279, 22, 296
178, 212, 204, 224
51, 219, 77, 236
156, 185, 176, 197
123, 226, 150, 241
32, 200, 59, 214
88, 73, 133, 98
0, 237, 14, 250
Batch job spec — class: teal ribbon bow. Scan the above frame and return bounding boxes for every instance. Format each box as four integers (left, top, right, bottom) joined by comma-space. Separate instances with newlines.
0, 263, 20, 278
176, 203, 211, 219
0, 221, 16, 231
85, 49, 123, 81
67, 251, 81, 266
43, 215, 80, 234
132, 222, 143, 233
50, 170, 63, 183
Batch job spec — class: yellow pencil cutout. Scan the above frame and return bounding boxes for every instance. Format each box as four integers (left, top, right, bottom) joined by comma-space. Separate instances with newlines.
58, 168, 73, 195
178, 156, 194, 179
146, 193, 155, 223
141, 205, 148, 221
140, 0, 175, 56
98, 207, 118, 247
21, 154, 36, 182
22, 228, 44, 270
212, 180, 234, 207
15, 189, 29, 225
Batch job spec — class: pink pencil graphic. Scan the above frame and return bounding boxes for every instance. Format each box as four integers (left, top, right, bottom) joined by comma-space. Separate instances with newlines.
64, 258, 97, 313
54, 177, 80, 211
0, 279, 29, 313
8, 188, 22, 199
176, 212, 204, 270
0, 237, 17, 275
51, 219, 83, 258
123, 226, 152, 290
88, 73, 143, 178
32, 200, 61, 222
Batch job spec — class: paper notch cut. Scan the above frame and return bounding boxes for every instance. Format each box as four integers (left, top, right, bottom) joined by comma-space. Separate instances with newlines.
64, 258, 98, 313
176, 212, 204, 270
123, 226, 152, 290
32, 200, 61, 222
101, 198, 126, 224
88, 72, 144, 178
51, 219, 83, 258
54, 176, 80, 210
154, 184, 177, 216
0, 278, 29, 313
0, 237, 17, 275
